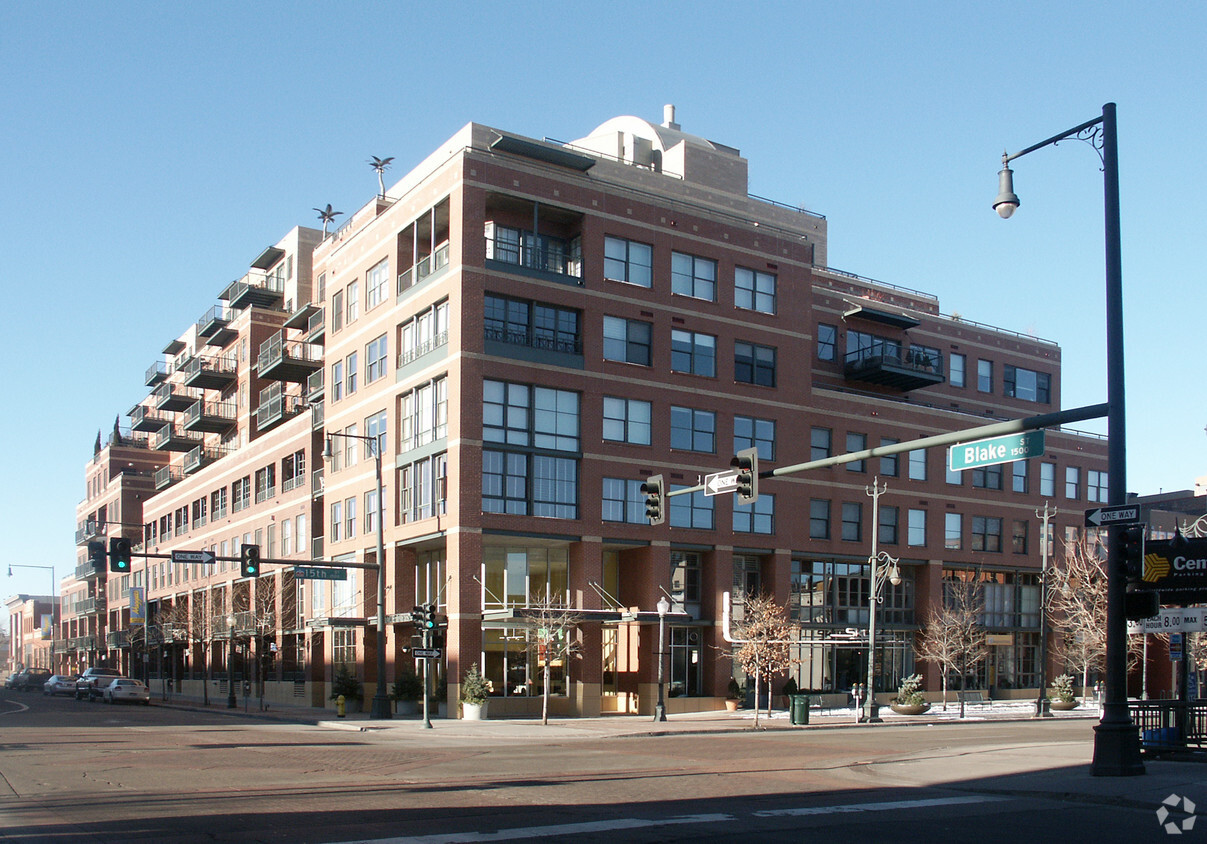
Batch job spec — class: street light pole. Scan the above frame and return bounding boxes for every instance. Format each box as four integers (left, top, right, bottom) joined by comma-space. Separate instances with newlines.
863, 480, 901, 723
1034, 502, 1057, 718
995, 102, 1142, 776
654, 596, 669, 722
323, 431, 391, 720
226, 613, 237, 708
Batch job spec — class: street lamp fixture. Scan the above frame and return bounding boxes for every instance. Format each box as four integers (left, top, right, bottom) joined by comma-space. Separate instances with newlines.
994, 103, 1142, 776
323, 430, 391, 720
654, 595, 670, 722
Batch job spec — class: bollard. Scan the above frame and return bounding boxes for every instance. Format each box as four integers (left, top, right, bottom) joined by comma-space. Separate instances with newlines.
337, 694, 346, 718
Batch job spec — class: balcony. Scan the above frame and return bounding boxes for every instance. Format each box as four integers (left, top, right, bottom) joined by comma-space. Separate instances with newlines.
255, 382, 307, 433
152, 382, 199, 412
150, 424, 203, 453
312, 536, 324, 560
197, 303, 234, 343
398, 330, 450, 369
221, 268, 285, 310
397, 242, 451, 295
183, 398, 236, 434
283, 302, 320, 334
106, 630, 129, 649
75, 596, 103, 615
75, 561, 101, 580
311, 467, 324, 497
843, 344, 945, 392
75, 518, 105, 546
307, 307, 325, 343
310, 400, 324, 430
182, 354, 237, 390
130, 404, 168, 433
145, 360, 170, 387
70, 635, 98, 651
307, 368, 324, 402
183, 444, 230, 474
257, 332, 323, 382
154, 464, 186, 490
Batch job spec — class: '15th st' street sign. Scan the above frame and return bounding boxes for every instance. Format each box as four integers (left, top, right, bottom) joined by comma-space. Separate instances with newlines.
948, 430, 1046, 472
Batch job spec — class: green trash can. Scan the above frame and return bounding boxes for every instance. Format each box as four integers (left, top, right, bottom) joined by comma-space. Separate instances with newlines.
790, 694, 810, 725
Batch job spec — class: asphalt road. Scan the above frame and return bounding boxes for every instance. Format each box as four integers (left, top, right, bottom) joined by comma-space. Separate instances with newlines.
0, 692, 1189, 843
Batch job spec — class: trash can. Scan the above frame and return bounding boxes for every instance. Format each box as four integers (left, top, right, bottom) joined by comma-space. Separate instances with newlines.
790, 694, 810, 725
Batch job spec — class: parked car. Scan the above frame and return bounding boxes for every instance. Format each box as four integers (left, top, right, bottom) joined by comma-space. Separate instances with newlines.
104, 679, 150, 705
43, 674, 78, 696
4, 671, 25, 690
75, 667, 123, 701
17, 669, 51, 691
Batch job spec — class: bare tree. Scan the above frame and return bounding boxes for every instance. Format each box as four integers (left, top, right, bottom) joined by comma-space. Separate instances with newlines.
916, 576, 987, 712
520, 595, 583, 725
1046, 537, 1108, 698
729, 593, 796, 728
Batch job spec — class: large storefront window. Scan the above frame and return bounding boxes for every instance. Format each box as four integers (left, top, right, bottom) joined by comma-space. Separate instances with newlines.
792, 628, 914, 695
482, 626, 566, 698
669, 627, 703, 697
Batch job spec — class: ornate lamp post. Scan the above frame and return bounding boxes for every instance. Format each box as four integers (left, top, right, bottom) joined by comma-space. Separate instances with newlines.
226, 612, 237, 709
995, 103, 1142, 776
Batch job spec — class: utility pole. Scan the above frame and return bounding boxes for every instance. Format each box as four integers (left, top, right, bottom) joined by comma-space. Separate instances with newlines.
1035, 502, 1058, 717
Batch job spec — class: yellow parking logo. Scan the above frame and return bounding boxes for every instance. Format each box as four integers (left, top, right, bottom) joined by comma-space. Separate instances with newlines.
1143, 553, 1170, 583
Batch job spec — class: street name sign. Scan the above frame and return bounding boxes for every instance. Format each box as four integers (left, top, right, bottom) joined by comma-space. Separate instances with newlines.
172, 549, 216, 565
948, 431, 1045, 472
704, 469, 740, 496
1084, 504, 1141, 527
412, 647, 441, 659
294, 565, 348, 581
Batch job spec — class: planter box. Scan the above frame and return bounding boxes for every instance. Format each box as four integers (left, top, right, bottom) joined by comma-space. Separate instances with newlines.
1050, 700, 1079, 711
461, 701, 488, 720
890, 703, 931, 715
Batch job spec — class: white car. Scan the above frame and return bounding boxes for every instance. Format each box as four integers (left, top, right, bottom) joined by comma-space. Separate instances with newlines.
43, 675, 78, 696
104, 678, 150, 705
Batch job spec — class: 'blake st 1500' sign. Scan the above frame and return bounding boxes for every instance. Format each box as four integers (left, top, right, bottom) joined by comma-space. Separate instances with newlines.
1137, 537, 1207, 601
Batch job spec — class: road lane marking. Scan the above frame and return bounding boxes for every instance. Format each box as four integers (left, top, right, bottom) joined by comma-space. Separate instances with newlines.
334, 813, 736, 843
753, 794, 1009, 817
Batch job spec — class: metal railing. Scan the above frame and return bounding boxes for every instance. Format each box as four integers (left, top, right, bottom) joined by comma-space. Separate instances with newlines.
483, 326, 581, 356
397, 242, 451, 294
844, 342, 944, 376
397, 330, 449, 368
485, 234, 580, 278
1130, 700, 1207, 751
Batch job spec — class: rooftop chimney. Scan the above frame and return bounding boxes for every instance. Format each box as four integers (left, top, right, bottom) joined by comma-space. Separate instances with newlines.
662, 104, 680, 131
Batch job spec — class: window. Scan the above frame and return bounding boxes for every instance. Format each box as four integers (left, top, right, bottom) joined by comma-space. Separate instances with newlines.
332, 289, 344, 333
366, 258, 389, 310
811, 427, 832, 460
1065, 466, 1081, 500
1040, 462, 1056, 497
971, 516, 1003, 552
670, 406, 716, 453
332, 360, 344, 402
950, 353, 966, 387
1012, 519, 1029, 554
485, 294, 580, 355
399, 299, 450, 366
399, 453, 448, 523
809, 499, 830, 539
232, 477, 251, 512
945, 513, 962, 549
817, 324, 837, 361
483, 380, 580, 452
399, 377, 448, 449
344, 496, 357, 539
998, 461, 1023, 495
211, 487, 227, 520
330, 500, 343, 542
846, 432, 867, 472
977, 359, 993, 393
346, 281, 359, 324
365, 409, 387, 455
602, 397, 651, 445
908, 509, 926, 546
602, 478, 646, 524
908, 449, 927, 481
734, 415, 775, 461
254, 464, 276, 503
880, 438, 900, 476
1003, 365, 1051, 403
972, 464, 1002, 490
671, 329, 716, 377
670, 551, 702, 604
946, 463, 962, 486
847, 330, 901, 364
603, 316, 652, 366
364, 489, 378, 535
671, 251, 717, 301
482, 451, 526, 515
283, 449, 306, 492
734, 494, 774, 534
670, 487, 714, 530
366, 334, 388, 383
603, 236, 652, 287
841, 502, 862, 542
734, 341, 776, 386
735, 267, 776, 314
879, 505, 899, 545
345, 351, 358, 396
282, 518, 293, 556
343, 424, 359, 468
1087, 470, 1108, 503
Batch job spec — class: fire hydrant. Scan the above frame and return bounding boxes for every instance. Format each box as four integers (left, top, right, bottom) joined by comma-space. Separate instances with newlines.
336, 694, 346, 718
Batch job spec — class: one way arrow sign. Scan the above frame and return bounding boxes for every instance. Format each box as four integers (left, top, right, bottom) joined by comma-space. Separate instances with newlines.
1084, 505, 1141, 527
704, 470, 740, 497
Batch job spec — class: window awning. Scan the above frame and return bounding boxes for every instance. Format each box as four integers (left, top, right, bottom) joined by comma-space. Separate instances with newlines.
843, 304, 920, 329
489, 134, 596, 171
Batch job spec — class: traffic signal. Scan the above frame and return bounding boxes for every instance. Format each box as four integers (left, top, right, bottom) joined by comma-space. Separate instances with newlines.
109, 537, 132, 573
87, 540, 106, 571
1117, 524, 1145, 583
641, 474, 665, 526
731, 447, 759, 505
240, 544, 261, 578
412, 604, 435, 630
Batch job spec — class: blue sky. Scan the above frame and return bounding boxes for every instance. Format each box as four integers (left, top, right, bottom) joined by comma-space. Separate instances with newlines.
2, 2, 1204, 614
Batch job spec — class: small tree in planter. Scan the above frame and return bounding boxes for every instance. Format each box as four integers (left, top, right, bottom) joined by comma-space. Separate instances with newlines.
890, 674, 929, 714
1050, 674, 1078, 709
330, 666, 362, 710
726, 677, 743, 711
390, 671, 424, 715
459, 663, 489, 720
